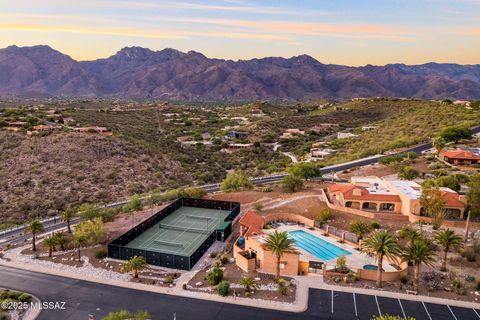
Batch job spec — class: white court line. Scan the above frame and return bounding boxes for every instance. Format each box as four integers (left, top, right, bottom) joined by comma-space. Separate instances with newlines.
375, 296, 381, 316
331, 290, 334, 314
353, 292, 358, 317
447, 305, 458, 320
473, 308, 480, 319
422, 302, 432, 320
398, 299, 406, 320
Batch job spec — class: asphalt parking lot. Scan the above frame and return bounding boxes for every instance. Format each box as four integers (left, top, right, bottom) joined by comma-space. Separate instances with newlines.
307, 289, 480, 320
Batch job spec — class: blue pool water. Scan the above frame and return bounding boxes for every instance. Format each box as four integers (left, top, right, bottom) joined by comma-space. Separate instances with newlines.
288, 230, 351, 261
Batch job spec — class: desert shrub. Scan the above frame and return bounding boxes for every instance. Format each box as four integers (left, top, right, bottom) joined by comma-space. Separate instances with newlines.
253, 202, 263, 211
218, 254, 229, 265
464, 246, 476, 262
398, 166, 419, 180
372, 315, 415, 320
318, 208, 333, 227
261, 185, 272, 192
399, 274, 408, 285
94, 248, 107, 259
209, 252, 218, 259
452, 279, 466, 295
17, 293, 32, 303
427, 280, 439, 291
476, 280, 480, 291
218, 281, 230, 296
465, 274, 475, 282
336, 255, 348, 272
277, 278, 288, 295
206, 266, 223, 285
164, 275, 174, 285
371, 221, 381, 229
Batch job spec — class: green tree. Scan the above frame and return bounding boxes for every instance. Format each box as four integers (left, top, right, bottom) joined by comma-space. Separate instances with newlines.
398, 166, 419, 180
263, 230, 296, 280
419, 186, 445, 218
61, 208, 75, 233
240, 275, 258, 294
439, 126, 472, 143
121, 256, 148, 279
43, 236, 57, 257
436, 176, 460, 192
399, 227, 423, 245
25, 219, 45, 252
73, 233, 88, 261
402, 239, 436, 291
220, 171, 253, 192
350, 220, 370, 240
54, 232, 68, 251
78, 203, 100, 221
434, 228, 462, 271
73, 217, 107, 261
466, 174, 480, 241
281, 174, 304, 192
361, 230, 401, 288
318, 208, 333, 227
287, 162, 320, 181
102, 310, 150, 320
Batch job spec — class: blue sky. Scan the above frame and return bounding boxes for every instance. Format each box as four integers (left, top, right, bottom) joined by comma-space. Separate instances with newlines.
0, 0, 479, 65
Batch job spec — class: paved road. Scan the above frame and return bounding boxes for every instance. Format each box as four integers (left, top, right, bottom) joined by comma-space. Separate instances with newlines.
1, 266, 479, 320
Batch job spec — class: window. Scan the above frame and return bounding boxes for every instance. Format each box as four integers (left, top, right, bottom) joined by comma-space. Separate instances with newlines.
279, 263, 286, 269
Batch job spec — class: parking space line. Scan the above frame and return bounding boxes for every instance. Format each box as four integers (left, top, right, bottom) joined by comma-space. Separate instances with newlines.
398, 298, 406, 320
353, 292, 358, 317
375, 296, 382, 316
331, 290, 333, 314
422, 302, 432, 320
447, 306, 458, 320
474, 308, 480, 319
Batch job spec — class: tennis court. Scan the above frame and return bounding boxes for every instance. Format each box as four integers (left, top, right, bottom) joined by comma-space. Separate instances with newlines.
125, 206, 231, 256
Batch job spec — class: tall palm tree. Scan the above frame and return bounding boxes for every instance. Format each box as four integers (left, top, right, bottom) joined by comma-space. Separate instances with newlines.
121, 256, 148, 279
61, 208, 75, 233
361, 230, 402, 288
263, 230, 295, 280
54, 232, 68, 251
402, 239, 436, 291
434, 229, 462, 272
350, 220, 370, 240
73, 233, 88, 261
43, 236, 57, 257
399, 227, 423, 245
25, 219, 45, 252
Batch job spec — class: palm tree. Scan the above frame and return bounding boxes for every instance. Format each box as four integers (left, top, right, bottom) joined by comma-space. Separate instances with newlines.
43, 236, 57, 257
350, 220, 370, 240
25, 219, 45, 252
361, 230, 402, 288
402, 239, 436, 291
61, 208, 75, 233
73, 233, 88, 261
240, 275, 258, 294
121, 256, 148, 279
263, 230, 295, 280
432, 136, 446, 154
434, 229, 462, 272
54, 232, 68, 251
399, 227, 423, 245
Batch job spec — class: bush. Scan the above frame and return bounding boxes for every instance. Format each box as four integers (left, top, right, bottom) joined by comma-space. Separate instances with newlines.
209, 252, 218, 259
206, 266, 223, 285
398, 166, 419, 180
218, 281, 230, 296
475, 280, 480, 291
277, 278, 288, 295
452, 278, 466, 295
465, 274, 475, 282
261, 186, 272, 192
399, 274, 408, 285
427, 280, 439, 291
336, 254, 347, 271
371, 221, 381, 229
17, 293, 32, 303
218, 254, 229, 265
253, 202, 263, 211
94, 248, 107, 259
464, 246, 476, 262
164, 275, 174, 285
318, 208, 332, 226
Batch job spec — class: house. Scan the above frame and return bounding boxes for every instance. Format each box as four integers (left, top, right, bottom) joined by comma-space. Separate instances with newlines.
234, 212, 301, 276
285, 128, 305, 135
337, 132, 358, 139
326, 176, 467, 219
226, 131, 249, 139
439, 149, 480, 167
73, 126, 109, 133
361, 126, 377, 131
33, 124, 62, 131
310, 123, 339, 132
176, 136, 194, 142
228, 143, 253, 149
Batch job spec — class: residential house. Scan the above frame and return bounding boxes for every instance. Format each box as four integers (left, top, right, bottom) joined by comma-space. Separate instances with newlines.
226, 131, 249, 139
439, 149, 480, 167
337, 132, 358, 139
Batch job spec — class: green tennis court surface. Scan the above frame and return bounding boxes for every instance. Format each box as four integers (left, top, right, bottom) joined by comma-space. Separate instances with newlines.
125, 206, 230, 256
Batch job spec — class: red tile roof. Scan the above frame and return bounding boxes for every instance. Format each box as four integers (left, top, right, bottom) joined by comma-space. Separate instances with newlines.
441, 150, 480, 161
239, 211, 265, 237
441, 190, 465, 208
327, 184, 401, 202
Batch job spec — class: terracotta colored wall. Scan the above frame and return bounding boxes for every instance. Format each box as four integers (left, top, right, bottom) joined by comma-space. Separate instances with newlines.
234, 249, 256, 273
356, 261, 408, 282
264, 213, 315, 228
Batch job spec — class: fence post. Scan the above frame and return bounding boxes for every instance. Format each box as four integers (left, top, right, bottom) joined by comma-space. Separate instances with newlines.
341, 231, 346, 243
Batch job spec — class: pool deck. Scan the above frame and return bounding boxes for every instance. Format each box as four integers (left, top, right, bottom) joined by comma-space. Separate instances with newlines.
272, 224, 397, 271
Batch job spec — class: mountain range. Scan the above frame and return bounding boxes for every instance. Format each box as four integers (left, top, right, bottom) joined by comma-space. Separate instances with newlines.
0, 45, 479, 101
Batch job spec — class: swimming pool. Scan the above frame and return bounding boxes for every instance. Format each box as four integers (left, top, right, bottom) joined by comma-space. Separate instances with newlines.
288, 230, 351, 261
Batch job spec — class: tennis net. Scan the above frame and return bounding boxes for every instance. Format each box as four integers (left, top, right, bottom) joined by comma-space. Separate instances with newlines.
158, 223, 212, 234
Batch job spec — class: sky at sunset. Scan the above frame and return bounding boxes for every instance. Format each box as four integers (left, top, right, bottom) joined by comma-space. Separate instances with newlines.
0, 0, 479, 66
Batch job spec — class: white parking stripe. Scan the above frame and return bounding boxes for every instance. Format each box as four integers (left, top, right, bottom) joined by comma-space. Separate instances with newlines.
398, 299, 406, 320
473, 308, 480, 319
375, 296, 382, 316
331, 290, 334, 314
447, 305, 458, 320
353, 293, 358, 317
422, 302, 432, 320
